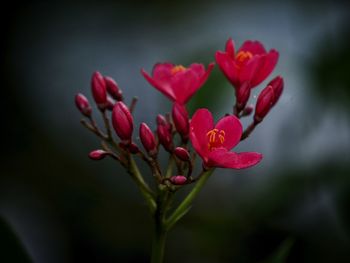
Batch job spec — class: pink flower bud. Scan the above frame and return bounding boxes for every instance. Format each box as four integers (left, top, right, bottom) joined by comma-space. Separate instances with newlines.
170, 175, 187, 185
157, 123, 173, 152
104, 76, 123, 101
268, 76, 284, 106
174, 147, 190, 162
241, 105, 254, 117
156, 114, 172, 132
172, 103, 189, 138
112, 101, 134, 141
89, 150, 108, 160
75, 93, 92, 117
254, 86, 275, 123
140, 123, 157, 155
236, 81, 251, 110
91, 71, 107, 109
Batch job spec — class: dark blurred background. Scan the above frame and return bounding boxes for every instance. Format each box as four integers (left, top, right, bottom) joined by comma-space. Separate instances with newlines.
1, 0, 350, 262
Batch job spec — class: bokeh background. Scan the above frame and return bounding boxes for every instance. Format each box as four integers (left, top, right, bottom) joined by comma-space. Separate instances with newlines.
1, 0, 350, 262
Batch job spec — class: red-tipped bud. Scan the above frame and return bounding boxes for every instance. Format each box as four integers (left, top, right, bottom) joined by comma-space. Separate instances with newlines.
236, 81, 251, 111
91, 71, 107, 109
112, 101, 134, 141
174, 147, 190, 162
172, 103, 189, 139
241, 104, 254, 117
254, 86, 275, 123
170, 175, 187, 185
75, 93, 92, 117
104, 76, 123, 101
268, 76, 284, 106
157, 123, 173, 152
140, 123, 157, 155
156, 114, 172, 132
89, 150, 108, 160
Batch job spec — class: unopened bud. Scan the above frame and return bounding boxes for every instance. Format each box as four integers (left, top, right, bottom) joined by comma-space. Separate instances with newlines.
241, 105, 254, 117
170, 175, 187, 185
254, 86, 275, 123
268, 76, 284, 106
172, 103, 189, 139
75, 93, 92, 117
156, 114, 172, 132
104, 76, 123, 101
140, 123, 157, 155
157, 123, 173, 152
174, 147, 190, 162
91, 71, 107, 109
236, 81, 251, 111
89, 150, 108, 160
112, 101, 134, 141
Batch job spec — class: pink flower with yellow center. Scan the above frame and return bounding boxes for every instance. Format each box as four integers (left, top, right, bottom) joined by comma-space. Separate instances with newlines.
190, 109, 262, 169
141, 62, 214, 104
215, 38, 279, 89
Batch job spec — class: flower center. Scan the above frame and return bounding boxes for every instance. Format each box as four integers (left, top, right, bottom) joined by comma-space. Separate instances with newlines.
206, 129, 225, 151
235, 51, 253, 63
171, 65, 187, 75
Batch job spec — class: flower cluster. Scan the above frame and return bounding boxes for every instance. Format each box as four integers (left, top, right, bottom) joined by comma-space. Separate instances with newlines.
75, 38, 283, 186
75, 38, 283, 261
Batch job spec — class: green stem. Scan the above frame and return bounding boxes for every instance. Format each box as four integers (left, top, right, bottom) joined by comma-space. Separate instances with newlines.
128, 155, 157, 214
151, 189, 172, 263
151, 216, 167, 263
165, 169, 214, 230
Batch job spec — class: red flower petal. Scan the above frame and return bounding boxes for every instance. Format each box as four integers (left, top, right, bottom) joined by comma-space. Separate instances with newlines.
189, 63, 205, 78
141, 69, 176, 101
214, 114, 243, 150
190, 109, 214, 160
215, 51, 239, 87
251, 50, 279, 87
238, 55, 260, 85
225, 38, 235, 59
171, 69, 200, 104
239, 40, 267, 55
208, 149, 263, 169
152, 63, 174, 83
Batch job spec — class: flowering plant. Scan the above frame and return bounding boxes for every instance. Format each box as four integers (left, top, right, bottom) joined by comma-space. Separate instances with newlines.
74, 38, 283, 263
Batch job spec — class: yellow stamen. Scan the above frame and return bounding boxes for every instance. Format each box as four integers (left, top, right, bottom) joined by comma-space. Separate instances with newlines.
171, 65, 187, 75
206, 129, 226, 151
235, 51, 253, 63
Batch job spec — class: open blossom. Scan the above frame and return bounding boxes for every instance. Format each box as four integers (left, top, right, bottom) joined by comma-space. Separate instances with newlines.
215, 38, 279, 89
141, 62, 214, 104
190, 109, 262, 169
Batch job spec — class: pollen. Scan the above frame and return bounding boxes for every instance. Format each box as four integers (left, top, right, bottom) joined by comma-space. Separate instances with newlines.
235, 51, 253, 63
171, 65, 187, 75
206, 129, 225, 150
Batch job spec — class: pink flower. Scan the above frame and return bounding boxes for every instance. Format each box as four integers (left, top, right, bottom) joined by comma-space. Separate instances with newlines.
215, 38, 279, 89
190, 109, 262, 169
141, 62, 215, 104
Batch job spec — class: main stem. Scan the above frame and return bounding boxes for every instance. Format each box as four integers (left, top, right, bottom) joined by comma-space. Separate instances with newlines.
151, 216, 167, 263
151, 190, 170, 263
